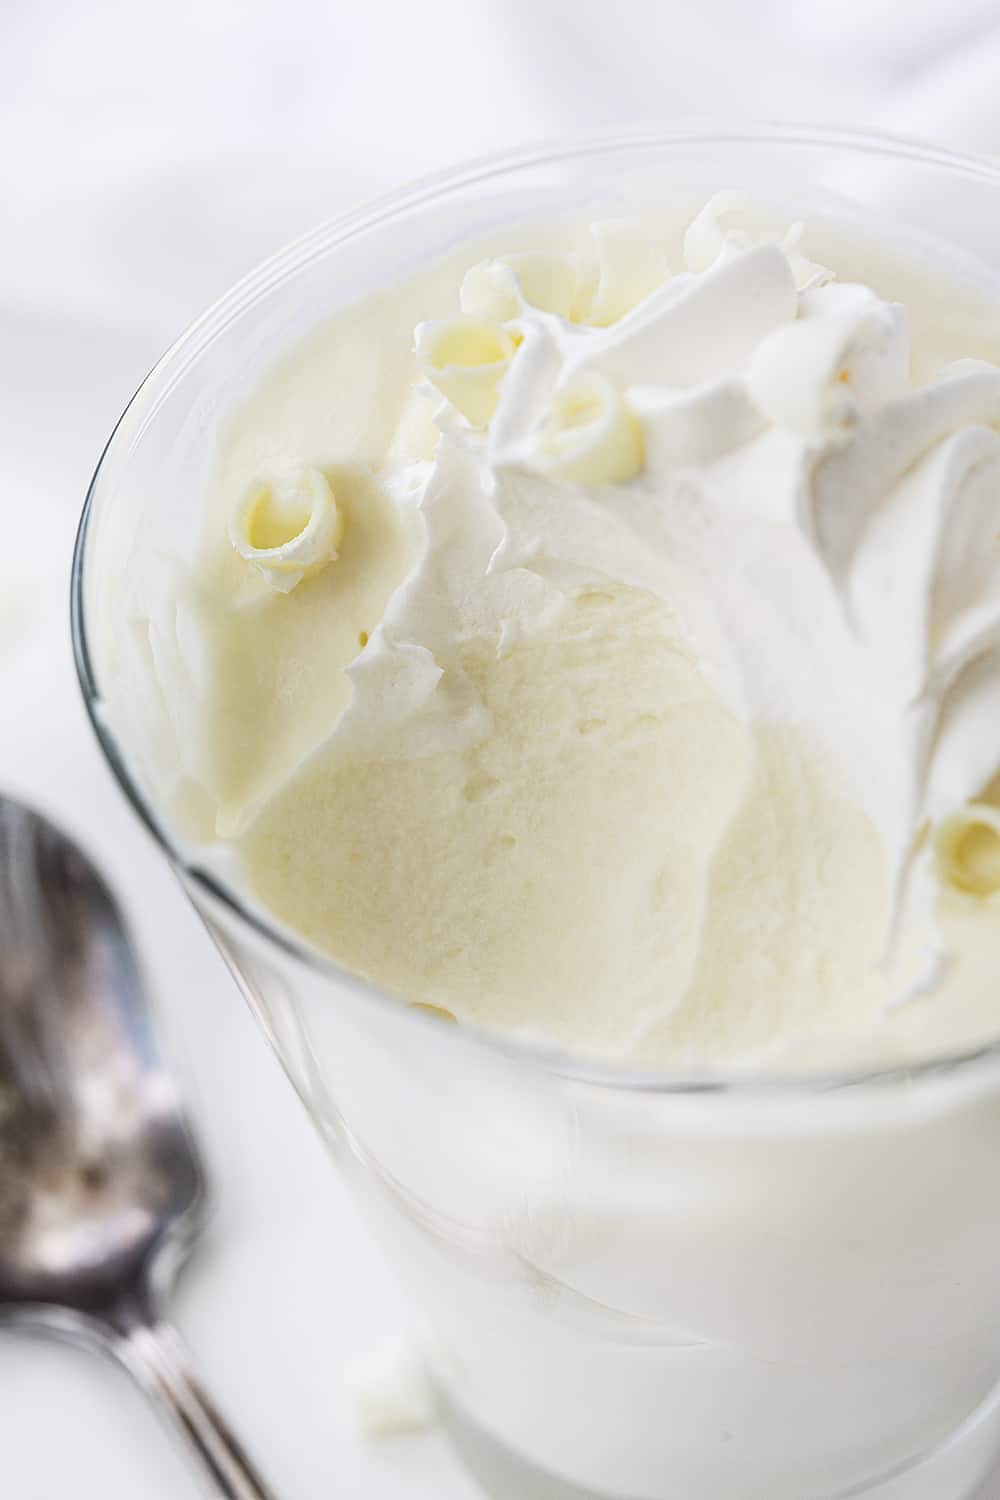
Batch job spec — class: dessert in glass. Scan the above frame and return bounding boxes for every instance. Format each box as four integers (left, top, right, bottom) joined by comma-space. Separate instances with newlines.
73, 126, 1000, 1500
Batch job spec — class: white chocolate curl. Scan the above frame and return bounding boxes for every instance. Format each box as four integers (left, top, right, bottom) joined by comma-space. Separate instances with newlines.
684, 191, 753, 271
684, 190, 828, 291
460, 253, 581, 324
934, 804, 1000, 898
533, 372, 644, 485
581, 219, 670, 326
415, 316, 516, 427
341, 1336, 438, 1437
230, 466, 343, 593
459, 226, 668, 331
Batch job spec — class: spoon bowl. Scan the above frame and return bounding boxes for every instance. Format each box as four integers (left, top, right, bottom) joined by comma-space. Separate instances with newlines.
0, 795, 275, 1499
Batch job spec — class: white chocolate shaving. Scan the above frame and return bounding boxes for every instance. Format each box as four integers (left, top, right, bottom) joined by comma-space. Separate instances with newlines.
780, 219, 833, 292
460, 253, 581, 324
532, 372, 644, 485
684, 191, 755, 272
934, 803, 1000, 898
229, 466, 342, 593
580, 219, 670, 327
415, 315, 516, 427
341, 1336, 439, 1437
684, 191, 829, 291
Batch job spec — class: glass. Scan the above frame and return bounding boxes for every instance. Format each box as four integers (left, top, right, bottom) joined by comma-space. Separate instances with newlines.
72, 125, 1000, 1500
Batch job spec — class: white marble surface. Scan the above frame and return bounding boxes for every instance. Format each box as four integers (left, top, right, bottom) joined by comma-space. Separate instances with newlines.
3, 2, 1000, 1495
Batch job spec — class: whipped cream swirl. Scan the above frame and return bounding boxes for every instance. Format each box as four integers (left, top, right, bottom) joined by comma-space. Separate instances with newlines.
383, 199, 1000, 975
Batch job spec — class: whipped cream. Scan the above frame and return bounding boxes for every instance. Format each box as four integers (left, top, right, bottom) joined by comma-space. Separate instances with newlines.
353, 199, 1000, 1003
113, 193, 1000, 1068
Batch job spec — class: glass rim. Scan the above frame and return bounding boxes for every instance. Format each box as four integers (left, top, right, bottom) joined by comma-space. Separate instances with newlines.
71, 119, 1000, 1099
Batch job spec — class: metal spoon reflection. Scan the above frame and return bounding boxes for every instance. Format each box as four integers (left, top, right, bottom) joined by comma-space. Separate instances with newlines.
0, 794, 277, 1499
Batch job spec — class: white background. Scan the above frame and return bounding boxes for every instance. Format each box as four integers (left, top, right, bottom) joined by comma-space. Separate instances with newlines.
3, 2, 1000, 1495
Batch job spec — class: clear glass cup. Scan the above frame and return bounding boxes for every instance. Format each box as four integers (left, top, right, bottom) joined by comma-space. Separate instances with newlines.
72, 125, 1000, 1500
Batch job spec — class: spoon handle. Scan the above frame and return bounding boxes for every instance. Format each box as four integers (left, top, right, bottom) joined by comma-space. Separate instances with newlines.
114, 1320, 279, 1500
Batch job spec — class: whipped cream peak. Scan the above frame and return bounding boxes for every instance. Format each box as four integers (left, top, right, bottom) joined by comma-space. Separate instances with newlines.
811, 361, 1000, 578
747, 282, 909, 439
569, 242, 799, 390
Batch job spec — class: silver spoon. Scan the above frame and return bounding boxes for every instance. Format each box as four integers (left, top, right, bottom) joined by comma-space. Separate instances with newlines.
0, 793, 277, 1499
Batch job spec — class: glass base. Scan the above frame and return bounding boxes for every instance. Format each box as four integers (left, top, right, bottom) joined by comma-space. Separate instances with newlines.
440, 1380, 1000, 1500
